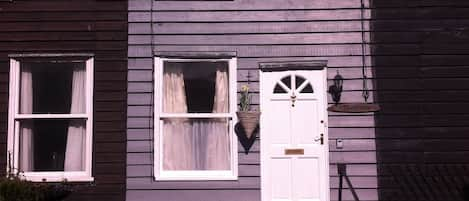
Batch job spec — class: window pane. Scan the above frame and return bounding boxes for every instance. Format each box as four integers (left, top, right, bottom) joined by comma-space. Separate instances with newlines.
300, 84, 314, 93
295, 76, 306, 89
18, 119, 86, 172
163, 61, 229, 113
162, 118, 231, 171
20, 62, 86, 114
273, 84, 288, 94
281, 76, 291, 89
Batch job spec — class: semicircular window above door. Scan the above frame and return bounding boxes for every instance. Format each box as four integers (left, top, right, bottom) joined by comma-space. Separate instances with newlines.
273, 74, 314, 94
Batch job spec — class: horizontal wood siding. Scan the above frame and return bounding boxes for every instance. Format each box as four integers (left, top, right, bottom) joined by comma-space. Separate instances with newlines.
0, 1, 127, 201
127, 0, 378, 201
372, 0, 469, 201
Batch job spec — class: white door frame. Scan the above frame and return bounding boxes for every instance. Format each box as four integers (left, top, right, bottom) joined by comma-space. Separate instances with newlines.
259, 61, 329, 201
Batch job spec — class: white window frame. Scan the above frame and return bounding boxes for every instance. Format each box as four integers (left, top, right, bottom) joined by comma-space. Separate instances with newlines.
154, 57, 238, 181
7, 54, 94, 182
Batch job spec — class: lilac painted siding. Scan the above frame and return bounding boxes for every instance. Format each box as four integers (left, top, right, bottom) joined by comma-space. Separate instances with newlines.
127, 0, 378, 201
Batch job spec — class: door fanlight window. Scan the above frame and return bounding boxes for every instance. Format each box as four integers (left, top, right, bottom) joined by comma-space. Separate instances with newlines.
273, 75, 314, 94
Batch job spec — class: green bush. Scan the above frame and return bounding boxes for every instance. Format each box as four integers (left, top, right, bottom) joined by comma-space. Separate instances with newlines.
0, 176, 71, 201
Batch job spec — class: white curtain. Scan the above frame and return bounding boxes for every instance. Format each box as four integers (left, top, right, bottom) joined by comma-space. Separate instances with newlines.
162, 65, 194, 170
206, 67, 230, 170
64, 66, 86, 171
19, 65, 34, 172
163, 64, 230, 171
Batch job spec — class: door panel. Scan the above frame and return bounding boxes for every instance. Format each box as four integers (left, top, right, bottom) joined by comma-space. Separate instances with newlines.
269, 99, 291, 145
261, 70, 328, 201
292, 99, 318, 145
271, 158, 292, 200
294, 158, 320, 200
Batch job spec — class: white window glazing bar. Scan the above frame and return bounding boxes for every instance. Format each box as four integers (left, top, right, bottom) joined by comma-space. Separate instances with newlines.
14, 114, 88, 119
160, 113, 231, 118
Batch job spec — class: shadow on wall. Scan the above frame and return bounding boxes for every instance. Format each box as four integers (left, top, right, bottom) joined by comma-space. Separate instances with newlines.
464, 185, 469, 201
371, 0, 469, 200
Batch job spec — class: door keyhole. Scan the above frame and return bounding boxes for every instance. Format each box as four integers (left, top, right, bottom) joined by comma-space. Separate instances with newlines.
290, 93, 297, 107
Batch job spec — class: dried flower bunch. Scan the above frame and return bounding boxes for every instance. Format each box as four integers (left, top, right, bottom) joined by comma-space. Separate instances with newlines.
239, 85, 252, 111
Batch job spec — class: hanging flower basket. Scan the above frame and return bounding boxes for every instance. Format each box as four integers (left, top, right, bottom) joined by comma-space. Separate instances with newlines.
236, 85, 260, 154
236, 111, 260, 139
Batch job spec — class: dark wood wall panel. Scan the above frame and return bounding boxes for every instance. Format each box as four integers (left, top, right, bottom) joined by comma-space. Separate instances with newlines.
371, 0, 469, 200
0, 1, 127, 201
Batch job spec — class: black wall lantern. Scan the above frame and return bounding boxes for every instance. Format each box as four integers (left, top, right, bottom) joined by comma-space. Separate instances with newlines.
329, 71, 344, 105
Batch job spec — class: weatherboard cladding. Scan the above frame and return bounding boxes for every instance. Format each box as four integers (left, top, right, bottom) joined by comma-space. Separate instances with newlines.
127, 0, 377, 201
372, 0, 469, 200
0, 1, 127, 201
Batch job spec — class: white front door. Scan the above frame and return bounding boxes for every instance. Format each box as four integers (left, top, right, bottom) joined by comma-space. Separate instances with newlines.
260, 70, 329, 201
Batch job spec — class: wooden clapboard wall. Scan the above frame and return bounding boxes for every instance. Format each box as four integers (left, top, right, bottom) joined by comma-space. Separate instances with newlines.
372, 0, 469, 200
0, 1, 127, 201
127, 0, 378, 201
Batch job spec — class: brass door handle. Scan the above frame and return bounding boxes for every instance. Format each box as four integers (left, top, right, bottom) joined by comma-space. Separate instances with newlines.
314, 134, 324, 145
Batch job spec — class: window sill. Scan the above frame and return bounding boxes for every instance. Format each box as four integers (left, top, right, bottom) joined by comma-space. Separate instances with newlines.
155, 171, 238, 181
19, 172, 94, 183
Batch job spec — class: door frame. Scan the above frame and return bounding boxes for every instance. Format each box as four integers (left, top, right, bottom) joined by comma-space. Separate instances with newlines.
259, 61, 329, 201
